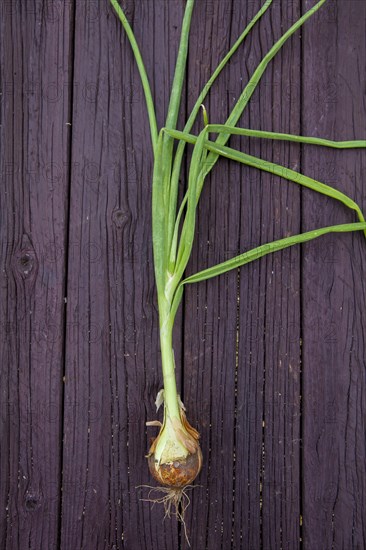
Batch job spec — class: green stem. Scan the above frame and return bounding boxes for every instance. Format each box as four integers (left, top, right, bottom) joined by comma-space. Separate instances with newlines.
159, 309, 180, 420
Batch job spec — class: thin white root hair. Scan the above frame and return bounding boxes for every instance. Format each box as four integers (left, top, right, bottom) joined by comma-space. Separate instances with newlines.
136, 484, 200, 546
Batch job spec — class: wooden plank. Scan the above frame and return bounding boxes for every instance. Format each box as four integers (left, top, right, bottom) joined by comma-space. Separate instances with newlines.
1, 1, 365, 549
182, 1, 302, 548
60, 2, 185, 549
302, 1, 366, 548
182, 2, 240, 545
0, 1, 72, 548
250, 3, 302, 548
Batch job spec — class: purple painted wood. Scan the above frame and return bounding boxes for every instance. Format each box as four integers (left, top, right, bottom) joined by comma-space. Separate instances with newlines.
59, 1, 185, 549
0, 1, 72, 548
0, 1, 365, 549
183, 1, 302, 548
302, 1, 366, 549
183, 1, 240, 545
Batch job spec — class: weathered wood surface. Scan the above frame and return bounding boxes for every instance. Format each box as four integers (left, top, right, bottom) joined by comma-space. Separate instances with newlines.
0, 1, 365, 549
184, 1, 303, 549
302, 1, 366, 548
0, 1, 72, 549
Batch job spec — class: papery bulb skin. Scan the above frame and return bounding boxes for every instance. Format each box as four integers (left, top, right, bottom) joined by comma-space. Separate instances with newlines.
148, 445, 203, 487
147, 404, 202, 487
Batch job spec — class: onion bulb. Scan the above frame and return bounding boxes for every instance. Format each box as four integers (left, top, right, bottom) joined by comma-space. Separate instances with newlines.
146, 393, 202, 488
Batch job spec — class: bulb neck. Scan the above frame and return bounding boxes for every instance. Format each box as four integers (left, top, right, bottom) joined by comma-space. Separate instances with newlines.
159, 321, 181, 421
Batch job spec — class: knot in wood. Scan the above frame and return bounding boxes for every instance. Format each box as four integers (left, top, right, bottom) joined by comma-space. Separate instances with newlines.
24, 492, 41, 511
112, 209, 129, 229
18, 253, 34, 277
12, 234, 38, 281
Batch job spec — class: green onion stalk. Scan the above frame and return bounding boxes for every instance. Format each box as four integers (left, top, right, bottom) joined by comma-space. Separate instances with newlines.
110, 0, 366, 523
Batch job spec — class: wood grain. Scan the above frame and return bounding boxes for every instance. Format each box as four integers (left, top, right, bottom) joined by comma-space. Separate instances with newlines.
0, 1, 72, 548
302, 1, 366, 549
59, 2, 185, 549
183, 1, 302, 548
0, 1, 365, 549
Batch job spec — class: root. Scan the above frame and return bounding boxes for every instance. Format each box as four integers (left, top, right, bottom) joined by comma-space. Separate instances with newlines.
137, 484, 199, 546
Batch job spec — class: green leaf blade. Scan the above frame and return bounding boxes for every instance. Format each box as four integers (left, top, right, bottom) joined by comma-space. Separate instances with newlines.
182, 222, 366, 285
152, 132, 168, 295
206, 140, 366, 227
110, 0, 158, 154
166, 0, 274, 254
164, 127, 366, 234
204, 0, 328, 175
173, 128, 208, 282
207, 125, 366, 149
